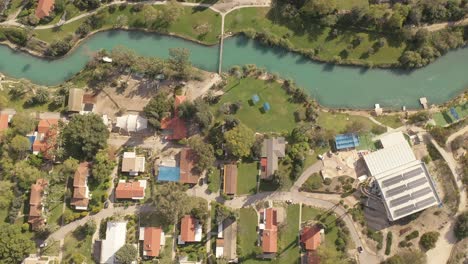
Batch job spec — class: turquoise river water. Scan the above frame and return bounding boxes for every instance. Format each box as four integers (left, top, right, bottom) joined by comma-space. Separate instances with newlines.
0, 30, 467, 109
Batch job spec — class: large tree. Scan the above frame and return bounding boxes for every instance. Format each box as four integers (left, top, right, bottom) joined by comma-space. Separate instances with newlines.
419, 231, 439, 250
61, 114, 109, 160
92, 149, 116, 183
143, 92, 173, 129
223, 123, 255, 158
300, 0, 336, 17
0, 181, 14, 209
454, 211, 468, 241
168, 48, 192, 80
13, 160, 43, 190
0, 223, 35, 264
9, 135, 31, 159
188, 135, 215, 173
10, 113, 36, 136
115, 244, 137, 264
152, 183, 191, 225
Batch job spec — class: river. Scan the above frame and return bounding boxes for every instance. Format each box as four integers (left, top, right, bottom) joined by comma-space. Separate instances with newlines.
0, 30, 467, 109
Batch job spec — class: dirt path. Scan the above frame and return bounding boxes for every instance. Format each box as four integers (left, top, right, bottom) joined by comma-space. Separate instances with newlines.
423, 17, 468, 32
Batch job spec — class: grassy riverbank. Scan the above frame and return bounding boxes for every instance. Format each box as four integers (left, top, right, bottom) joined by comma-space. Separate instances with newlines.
34, 5, 221, 45
225, 7, 407, 66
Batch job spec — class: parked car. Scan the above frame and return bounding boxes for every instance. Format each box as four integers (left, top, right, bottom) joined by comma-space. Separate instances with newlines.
357, 246, 363, 253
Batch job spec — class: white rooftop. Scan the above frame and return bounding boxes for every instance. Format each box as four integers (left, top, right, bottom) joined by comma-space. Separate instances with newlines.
116, 115, 147, 132
364, 132, 441, 221
100, 221, 127, 264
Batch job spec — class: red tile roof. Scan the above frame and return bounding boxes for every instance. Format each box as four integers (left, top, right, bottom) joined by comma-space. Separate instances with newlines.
0, 114, 9, 131
223, 164, 237, 195
34, 118, 59, 159
143, 227, 163, 257
37, 118, 58, 134
179, 148, 198, 184
160, 95, 188, 140
262, 208, 278, 253
180, 215, 197, 242
115, 181, 145, 199
307, 251, 320, 264
28, 179, 48, 230
301, 226, 322, 251
70, 166, 88, 208
35, 0, 55, 19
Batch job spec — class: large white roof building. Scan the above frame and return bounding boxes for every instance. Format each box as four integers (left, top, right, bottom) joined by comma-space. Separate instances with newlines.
364, 132, 441, 221
100, 221, 127, 264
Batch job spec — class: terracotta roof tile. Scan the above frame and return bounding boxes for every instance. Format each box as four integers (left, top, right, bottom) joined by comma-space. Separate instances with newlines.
35, 0, 55, 19
262, 208, 278, 253
181, 215, 197, 242
0, 114, 9, 131
143, 227, 162, 257
301, 226, 321, 251
28, 179, 48, 230
223, 164, 237, 195
115, 181, 145, 199
179, 149, 198, 184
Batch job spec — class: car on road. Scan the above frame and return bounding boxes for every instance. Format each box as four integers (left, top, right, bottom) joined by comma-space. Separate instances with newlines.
104, 200, 110, 208
357, 246, 363, 253
39, 242, 48, 248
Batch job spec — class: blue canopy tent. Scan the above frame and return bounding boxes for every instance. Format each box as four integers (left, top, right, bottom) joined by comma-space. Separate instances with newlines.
450, 107, 460, 120
335, 133, 360, 150
263, 102, 271, 112
252, 94, 260, 104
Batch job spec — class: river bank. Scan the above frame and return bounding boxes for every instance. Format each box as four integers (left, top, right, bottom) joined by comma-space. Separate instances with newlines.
0, 30, 467, 109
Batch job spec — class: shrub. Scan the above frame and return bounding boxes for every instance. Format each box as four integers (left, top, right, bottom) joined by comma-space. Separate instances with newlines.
302, 173, 323, 191
419, 232, 439, 250
426, 142, 442, 161
405, 230, 419, 241
371, 125, 387, 135
385, 232, 393, 255
454, 211, 468, 241
408, 111, 430, 124
366, 229, 383, 250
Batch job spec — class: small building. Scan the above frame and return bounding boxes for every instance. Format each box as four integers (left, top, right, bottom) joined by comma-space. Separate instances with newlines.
116, 114, 148, 133
22, 254, 59, 264
223, 164, 238, 195
259, 208, 278, 254
100, 221, 127, 264
35, 0, 54, 19
215, 218, 237, 261
300, 226, 324, 264
102, 57, 113, 63
28, 179, 48, 231
374, 104, 383, 116
179, 148, 198, 185
139, 227, 165, 258
419, 97, 428, 109
68, 88, 85, 113
32, 118, 59, 159
178, 215, 202, 244
121, 152, 146, 176
71, 162, 90, 211
363, 132, 442, 221
161, 95, 188, 140
260, 137, 286, 180
0, 113, 10, 132
115, 180, 146, 200
334, 133, 360, 151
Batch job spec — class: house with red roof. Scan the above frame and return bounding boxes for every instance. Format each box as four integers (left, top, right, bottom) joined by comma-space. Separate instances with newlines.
32, 118, 59, 159
139, 227, 166, 258
0, 114, 9, 132
161, 95, 188, 140
178, 215, 202, 244
259, 208, 278, 255
28, 179, 48, 231
300, 225, 324, 264
179, 148, 198, 185
70, 162, 90, 211
35, 0, 55, 19
115, 180, 147, 200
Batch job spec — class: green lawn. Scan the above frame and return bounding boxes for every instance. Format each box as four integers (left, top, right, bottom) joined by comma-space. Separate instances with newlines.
48, 202, 64, 226
63, 229, 93, 263
276, 205, 301, 263
208, 168, 221, 193
433, 102, 468, 126
317, 111, 376, 133
4, 0, 24, 17
301, 205, 342, 257
238, 208, 262, 263
225, 7, 406, 66
35, 5, 221, 44
0, 82, 65, 112
237, 161, 258, 195
212, 77, 300, 133
357, 132, 377, 151
375, 114, 403, 128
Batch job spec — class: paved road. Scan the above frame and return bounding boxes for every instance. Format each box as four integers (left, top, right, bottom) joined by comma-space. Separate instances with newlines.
291, 160, 323, 191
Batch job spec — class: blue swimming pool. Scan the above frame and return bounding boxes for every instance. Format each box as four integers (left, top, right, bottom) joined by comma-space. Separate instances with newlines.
157, 166, 181, 182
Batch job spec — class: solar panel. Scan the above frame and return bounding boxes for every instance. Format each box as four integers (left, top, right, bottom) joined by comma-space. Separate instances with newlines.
411, 187, 432, 200
415, 197, 436, 209
394, 204, 415, 218
386, 185, 407, 197
382, 175, 403, 188
407, 177, 428, 189
403, 167, 423, 180
389, 194, 411, 208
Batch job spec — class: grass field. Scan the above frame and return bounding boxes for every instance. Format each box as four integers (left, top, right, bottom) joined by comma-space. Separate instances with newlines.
375, 114, 403, 128
35, 5, 221, 44
225, 7, 406, 66
317, 111, 376, 133
433, 102, 468, 126
238, 208, 261, 263
63, 229, 93, 262
237, 161, 258, 195
277, 204, 301, 263
4, 0, 24, 17
212, 77, 300, 133
336, 0, 369, 10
